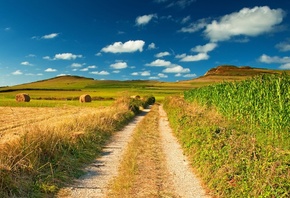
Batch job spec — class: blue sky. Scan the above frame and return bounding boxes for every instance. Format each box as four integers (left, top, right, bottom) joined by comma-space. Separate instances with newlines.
1, 0, 290, 86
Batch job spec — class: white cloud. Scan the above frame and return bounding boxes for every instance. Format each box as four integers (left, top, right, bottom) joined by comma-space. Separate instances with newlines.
57, 74, 69, 77
276, 42, 290, 52
181, 15, 191, 24
136, 14, 157, 26
140, 71, 151, 76
26, 54, 36, 58
205, 6, 285, 42
131, 71, 151, 76
259, 54, 290, 64
54, 53, 82, 60
43, 56, 51, 60
71, 63, 83, 67
149, 76, 159, 80
259, 54, 290, 69
178, 53, 209, 62
148, 42, 157, 50
191, 43, 217, 53
145, 59, 171, 67
80, 68, 88, 71
131, 72, 139, 76
42, 33, 59, 39
45, 68, 57, 72
90, 71, 110, 75
155, 51, 171, 58
179, 18, 208, 33
12, 70, 23, 75
113, 70, 120, 73
163, 65, 190, 73
88, 65, 97, 69
21, 61, 33, 66
101, 40, 145, 53
158, 73, 168, 78
183, 73, 197, 78
110, 62, 128, 69
280, 63, 290, 69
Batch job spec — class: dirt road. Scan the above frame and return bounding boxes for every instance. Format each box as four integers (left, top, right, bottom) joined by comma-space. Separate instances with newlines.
57, 105, 210, 198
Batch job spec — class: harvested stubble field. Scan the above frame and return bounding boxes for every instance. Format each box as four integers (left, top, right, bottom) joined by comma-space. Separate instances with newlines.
0, 106, 104, 144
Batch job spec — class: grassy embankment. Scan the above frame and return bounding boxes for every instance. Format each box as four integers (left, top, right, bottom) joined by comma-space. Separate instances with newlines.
0, 96, 154, 197
164, 73, 290, 197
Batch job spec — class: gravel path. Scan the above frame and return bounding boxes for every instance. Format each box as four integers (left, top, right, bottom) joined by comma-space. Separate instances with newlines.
159, 105, 210, 198
57, 109, 150, 198
58, 105, 210, 197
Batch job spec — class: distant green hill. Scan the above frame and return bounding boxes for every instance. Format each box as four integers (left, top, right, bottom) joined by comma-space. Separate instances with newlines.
1, 66, 289, 92
182, 65, 290, 87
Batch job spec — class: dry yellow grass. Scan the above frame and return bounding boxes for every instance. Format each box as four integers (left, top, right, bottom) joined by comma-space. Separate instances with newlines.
0, 106, 105, 144
0, 96, 136, 197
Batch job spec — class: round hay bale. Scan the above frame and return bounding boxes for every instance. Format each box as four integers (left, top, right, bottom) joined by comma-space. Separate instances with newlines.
15, 93, 30, 102
79, 94, 92, 103
130, 95, 141, 99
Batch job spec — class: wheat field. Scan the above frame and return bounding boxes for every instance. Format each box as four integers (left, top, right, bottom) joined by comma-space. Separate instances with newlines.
0, 106, 105, 144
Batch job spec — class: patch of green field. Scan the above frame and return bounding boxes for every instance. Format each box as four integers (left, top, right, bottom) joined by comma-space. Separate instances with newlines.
0, 76, 191, 107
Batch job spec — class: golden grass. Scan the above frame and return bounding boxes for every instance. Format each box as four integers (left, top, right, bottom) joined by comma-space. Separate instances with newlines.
108, 104, 177, 197
0, 106, 105, 144
0, 96, 135, 197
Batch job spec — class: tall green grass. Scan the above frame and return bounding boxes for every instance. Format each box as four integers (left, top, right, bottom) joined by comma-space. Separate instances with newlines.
184, 73, 290, 148
163, 96, 289, 197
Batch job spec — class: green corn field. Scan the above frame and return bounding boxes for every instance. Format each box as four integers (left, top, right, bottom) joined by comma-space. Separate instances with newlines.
184, 73, 290, 148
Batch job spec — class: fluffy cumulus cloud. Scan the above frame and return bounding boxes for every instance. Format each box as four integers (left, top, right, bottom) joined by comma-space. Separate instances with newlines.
141, 71, 151, 76
130, 71, 151, 76
110, 62, 128, 69
155, 51, 171, 58
136, 14, 157, 26
90, 71, 110, 75
176, 53, 209, 62
163, 65, 190, 73
21, 61, 33, 66
131, 72, 139, 76
259, 54, 290, 69
71, 63, 83, 67
146, 59, 172, 67
101, 40, 145, 53
148, 42, 157, 50
45, 68, 57, 72
183, 73, 197, 78
12, 70, 23, 75
191, 43, 217, 53
205, 6, 285, 42
54, 53, 82, 60
158, 73, 168, 78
